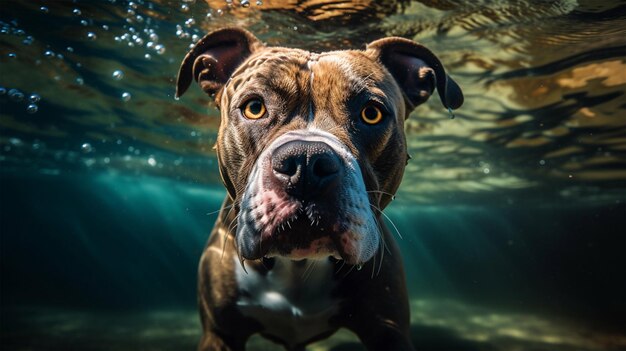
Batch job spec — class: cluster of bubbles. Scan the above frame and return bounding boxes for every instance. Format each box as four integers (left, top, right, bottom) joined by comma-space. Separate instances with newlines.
1, 20, 34, 58
221, 0, 264, 8
1, 0, 263, 174
0, 87, 41, 114
176, 0, 264, 50
112, 1, 166, 60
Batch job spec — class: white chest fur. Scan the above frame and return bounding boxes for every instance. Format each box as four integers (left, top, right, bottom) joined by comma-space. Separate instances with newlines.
235, 257, 339, 348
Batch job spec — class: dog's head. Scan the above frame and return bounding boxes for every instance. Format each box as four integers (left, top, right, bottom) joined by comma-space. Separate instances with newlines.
177, 28, 463, 266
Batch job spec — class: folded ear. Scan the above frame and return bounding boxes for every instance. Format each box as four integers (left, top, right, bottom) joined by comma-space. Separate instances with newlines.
176, 27, 263, 99
366, 37, 463, 115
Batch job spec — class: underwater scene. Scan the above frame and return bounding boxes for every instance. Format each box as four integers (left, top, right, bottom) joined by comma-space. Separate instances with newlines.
1, 0, 625, 350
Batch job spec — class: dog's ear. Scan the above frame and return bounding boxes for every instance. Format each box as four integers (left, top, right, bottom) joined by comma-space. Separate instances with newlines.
176, 27, 263, 99
366, 37, 463, 115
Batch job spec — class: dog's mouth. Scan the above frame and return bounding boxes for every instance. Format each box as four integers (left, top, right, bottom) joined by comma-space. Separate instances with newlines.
238, 199, 348, 261
235, 130, 381, 266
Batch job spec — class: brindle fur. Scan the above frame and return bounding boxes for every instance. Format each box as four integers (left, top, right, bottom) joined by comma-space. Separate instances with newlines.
176, 27, 463, 351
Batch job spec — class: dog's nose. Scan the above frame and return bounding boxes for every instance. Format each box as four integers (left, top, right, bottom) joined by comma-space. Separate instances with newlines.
271, 141, 342, 198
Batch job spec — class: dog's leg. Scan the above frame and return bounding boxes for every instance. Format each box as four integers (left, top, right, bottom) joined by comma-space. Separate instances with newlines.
197, 220, 258, 351
340, 233, 415, 351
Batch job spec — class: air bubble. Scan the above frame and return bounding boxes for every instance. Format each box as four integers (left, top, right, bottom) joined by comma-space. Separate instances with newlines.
180, 4, 190, 12
147, 156, 156, 166
184, 18, 195, 27
26, 104, 38, 114
256, 0, 263, 5
40, 6, 49, 13
86, 32, 97, 41
144, 53, 151, 60
76, 77, 85, 85
80, 19, 88, 26
112, 70, 124, 80
44, 50, 55, 57
356, 264, 363, 271
8, 53, 16, 58
539, 159, 546, 166
121, 92, 132, 102
72, 8, 82, 16
241, 0, 250, 7
81, 143, 93, 153
155, 44, 165, 55
29, 93, 41, 103
8, 89, 24, 102
0, 87, 6, 95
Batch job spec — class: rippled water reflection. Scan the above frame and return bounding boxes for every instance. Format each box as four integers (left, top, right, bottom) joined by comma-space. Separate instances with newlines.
1, 0, 625, 350
1, 0, 623, 206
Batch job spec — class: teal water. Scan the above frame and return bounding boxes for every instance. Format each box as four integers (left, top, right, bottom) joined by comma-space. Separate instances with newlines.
1, 1, 625, 350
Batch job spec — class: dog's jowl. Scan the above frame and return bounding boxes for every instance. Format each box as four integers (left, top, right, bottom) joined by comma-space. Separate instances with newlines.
176, 27, 463, 351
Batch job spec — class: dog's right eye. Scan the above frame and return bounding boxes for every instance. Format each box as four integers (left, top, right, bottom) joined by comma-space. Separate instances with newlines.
242, 99, 266, 119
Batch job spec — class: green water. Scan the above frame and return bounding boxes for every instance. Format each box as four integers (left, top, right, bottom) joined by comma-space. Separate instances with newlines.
1, 1, 625, 350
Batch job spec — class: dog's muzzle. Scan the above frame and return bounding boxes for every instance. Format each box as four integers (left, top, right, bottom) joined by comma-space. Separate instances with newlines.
236, 130, 381, 265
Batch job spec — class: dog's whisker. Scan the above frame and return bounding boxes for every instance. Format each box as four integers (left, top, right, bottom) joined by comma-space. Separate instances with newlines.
207, 204, 234, 216
342, 263, 357, 279
227, 214, 241, 235
370, 204, 403, 240
372, 212, 388, 276
371, 205, 391, 258
366, 190, 396, 201
335, 259, 347, 275
377, 233, 385, 277
302, 260, 317, 282
220, 228, 231, 262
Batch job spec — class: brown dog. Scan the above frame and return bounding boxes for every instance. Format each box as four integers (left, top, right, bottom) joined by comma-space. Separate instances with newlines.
176, 27, 463, 351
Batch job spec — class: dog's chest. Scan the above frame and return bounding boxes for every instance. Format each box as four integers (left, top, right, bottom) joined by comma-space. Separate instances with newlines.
235, 257, 339, 347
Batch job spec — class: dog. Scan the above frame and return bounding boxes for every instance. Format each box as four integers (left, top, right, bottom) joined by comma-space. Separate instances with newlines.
175, 27, 463, 351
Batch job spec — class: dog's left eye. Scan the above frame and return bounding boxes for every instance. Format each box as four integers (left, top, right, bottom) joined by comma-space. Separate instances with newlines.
360, 104, 383, 125
242, 99, 266, 119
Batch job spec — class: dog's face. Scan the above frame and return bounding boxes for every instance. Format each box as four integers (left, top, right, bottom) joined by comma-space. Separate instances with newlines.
177, 28, 463, 266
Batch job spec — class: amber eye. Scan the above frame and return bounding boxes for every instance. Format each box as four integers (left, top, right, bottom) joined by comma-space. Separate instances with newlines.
242, 99, 266, 119
360, 104, 383, 124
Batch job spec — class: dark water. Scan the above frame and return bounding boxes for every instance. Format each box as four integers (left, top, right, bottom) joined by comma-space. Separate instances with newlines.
1, 0, 625, 350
